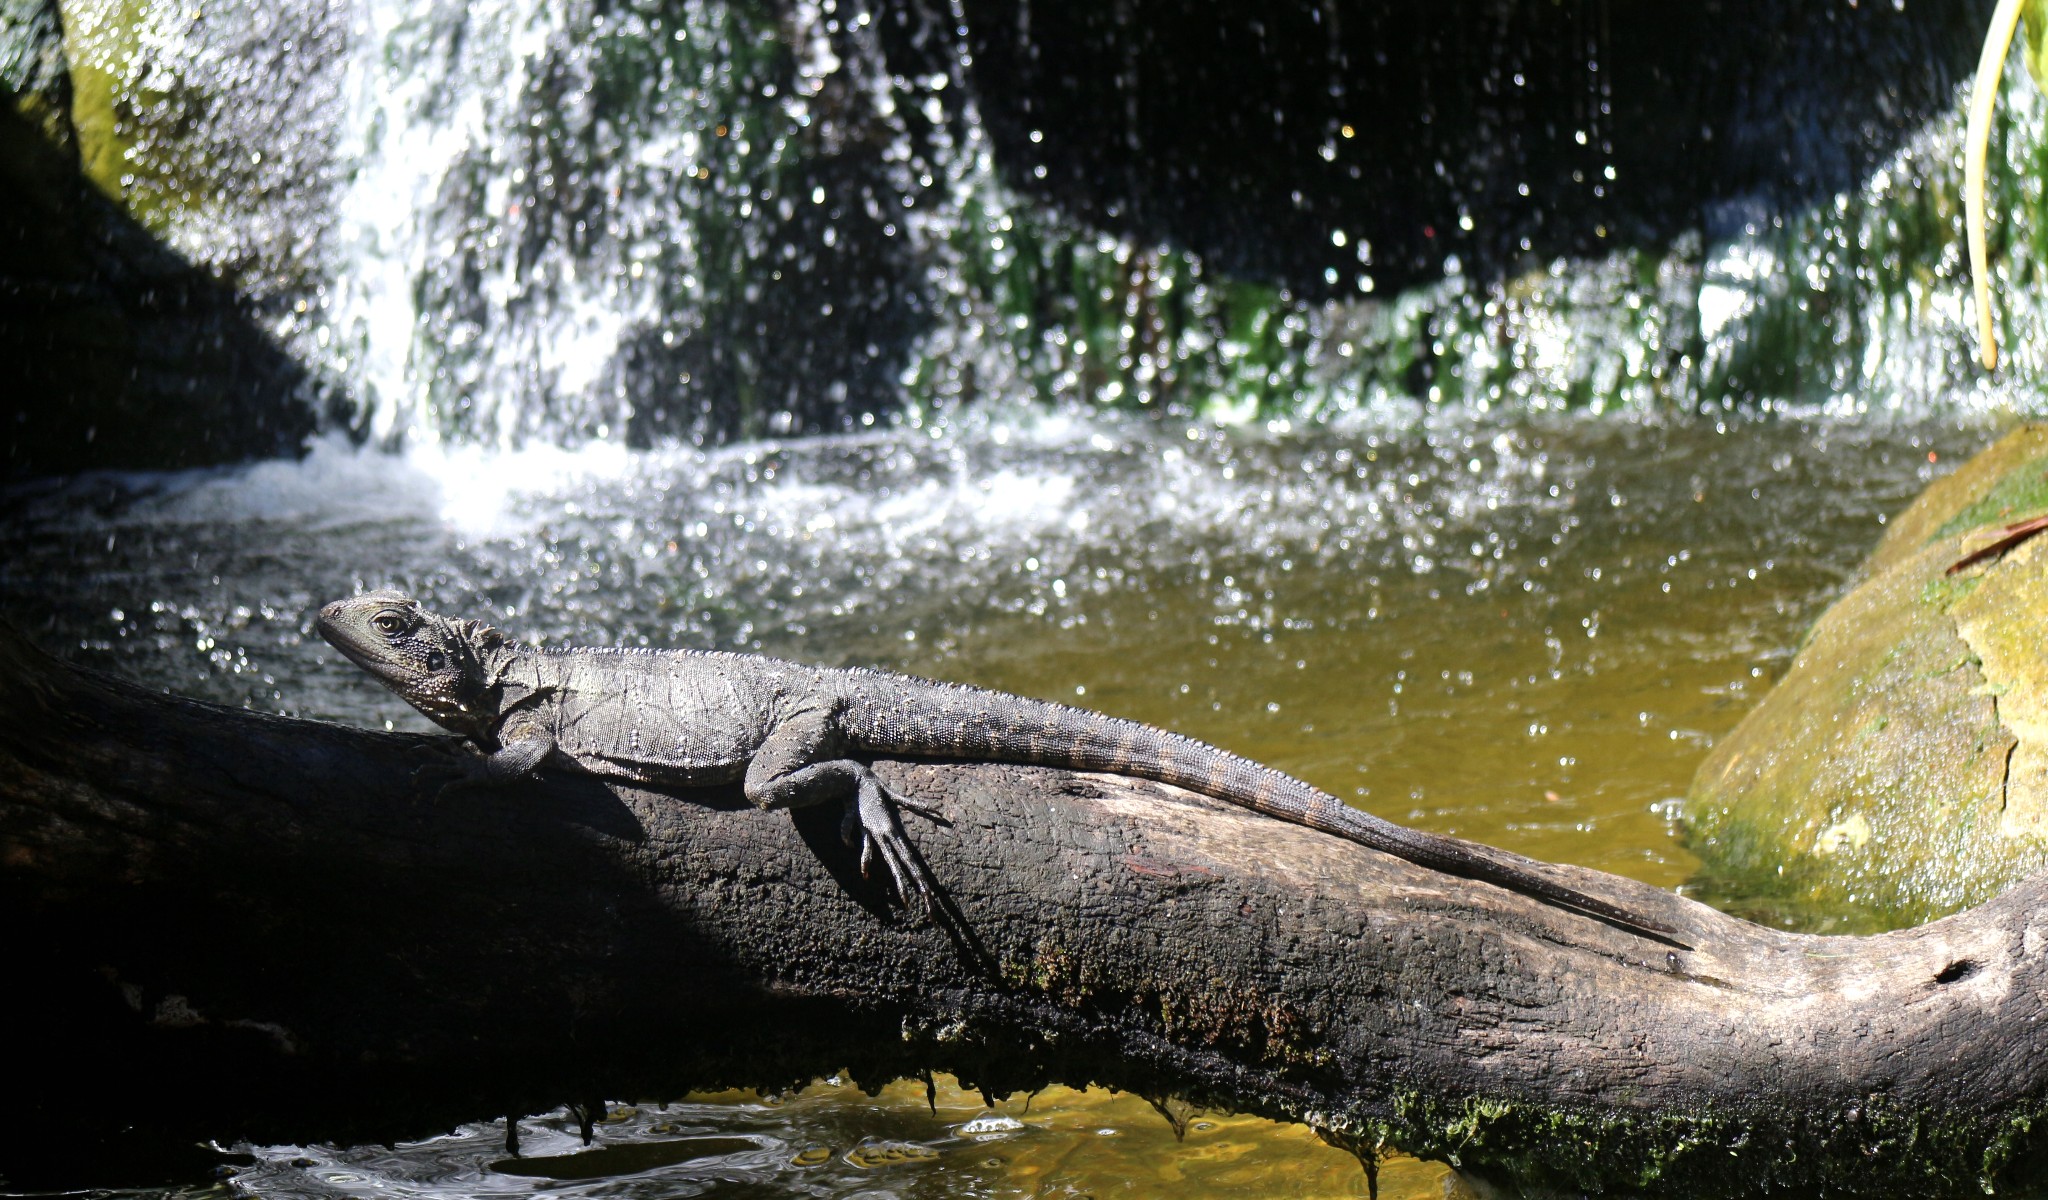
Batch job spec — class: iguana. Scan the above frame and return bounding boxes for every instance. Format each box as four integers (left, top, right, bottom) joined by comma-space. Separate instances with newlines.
318, 590, 1676, 939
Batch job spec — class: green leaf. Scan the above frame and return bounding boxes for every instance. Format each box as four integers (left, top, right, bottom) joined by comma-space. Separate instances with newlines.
2024, 0, 2048, 89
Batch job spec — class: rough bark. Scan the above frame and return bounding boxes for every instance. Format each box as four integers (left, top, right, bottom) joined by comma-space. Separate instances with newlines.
4, 618, 2048, 1197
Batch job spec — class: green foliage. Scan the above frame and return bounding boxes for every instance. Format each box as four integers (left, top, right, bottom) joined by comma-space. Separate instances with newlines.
2024, 0, 2048, 89
905, 198, 1310, 422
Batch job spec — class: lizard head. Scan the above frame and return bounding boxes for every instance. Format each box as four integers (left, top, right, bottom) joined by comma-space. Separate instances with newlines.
317, 590, 511, 736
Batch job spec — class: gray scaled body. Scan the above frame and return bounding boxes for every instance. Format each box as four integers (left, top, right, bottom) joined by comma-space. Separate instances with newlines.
317, 590, 1673, 939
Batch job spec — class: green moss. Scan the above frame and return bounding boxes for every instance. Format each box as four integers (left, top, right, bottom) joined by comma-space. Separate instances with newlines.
920, 43, 2048, 424
1361, 1088, 2048, 1195
57, 0, 211, 233
1686, 51, 2048, 414
889, 1010, 2048, 1195
1685, 430, 2048, 932
1931, 459, 2048, 541
902, 202, 1316, 420
1920, 573, 1985, 611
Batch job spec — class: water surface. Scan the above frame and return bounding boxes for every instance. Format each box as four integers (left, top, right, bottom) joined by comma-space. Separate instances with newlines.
0, 401, 1998, 1197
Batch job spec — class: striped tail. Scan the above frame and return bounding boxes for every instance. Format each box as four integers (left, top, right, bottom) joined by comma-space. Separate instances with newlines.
840, 677, 1678, 940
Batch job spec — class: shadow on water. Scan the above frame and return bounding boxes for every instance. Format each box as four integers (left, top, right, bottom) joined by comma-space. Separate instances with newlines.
490, 1134, 762, 1179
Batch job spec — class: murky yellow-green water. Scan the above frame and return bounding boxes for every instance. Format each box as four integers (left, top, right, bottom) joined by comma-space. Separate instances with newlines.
244, 1076, 1409, 1199
0, 405, 2003, 1197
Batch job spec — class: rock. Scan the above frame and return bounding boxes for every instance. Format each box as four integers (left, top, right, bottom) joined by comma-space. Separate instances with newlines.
0, 0, 324, 479
0, 0, 2018, 467
1685, 425, 2048, 929
948, 0, 1993, 295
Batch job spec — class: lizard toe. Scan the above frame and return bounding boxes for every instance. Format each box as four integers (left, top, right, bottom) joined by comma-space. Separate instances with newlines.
879, 781, 945, 824
852, 779, 934, 911
872, 831, 932, 913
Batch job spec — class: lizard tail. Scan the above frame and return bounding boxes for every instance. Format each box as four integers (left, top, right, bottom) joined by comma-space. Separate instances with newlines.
840, 681, 1680, 941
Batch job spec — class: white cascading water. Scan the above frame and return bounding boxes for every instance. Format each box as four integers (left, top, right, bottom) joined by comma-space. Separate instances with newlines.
311, 0, 1038, 449
323, 0, 695, 447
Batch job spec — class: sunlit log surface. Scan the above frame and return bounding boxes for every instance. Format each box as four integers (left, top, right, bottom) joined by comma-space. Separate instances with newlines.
4, 617, 2048, 1196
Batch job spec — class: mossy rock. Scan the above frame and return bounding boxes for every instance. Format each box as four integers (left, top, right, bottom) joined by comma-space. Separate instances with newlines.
1684, 426, 2048, 930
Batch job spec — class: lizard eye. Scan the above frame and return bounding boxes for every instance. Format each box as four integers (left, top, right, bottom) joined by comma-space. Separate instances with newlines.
372, 612, 406, 635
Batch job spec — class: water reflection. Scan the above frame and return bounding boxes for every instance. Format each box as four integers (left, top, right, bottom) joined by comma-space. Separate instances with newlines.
235, 1075, 1440, 1199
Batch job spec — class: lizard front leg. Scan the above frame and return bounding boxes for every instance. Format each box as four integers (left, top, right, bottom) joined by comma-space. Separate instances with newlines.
743, 707, 935, 907
480, 711, 558, 780
428, 710, 556, 794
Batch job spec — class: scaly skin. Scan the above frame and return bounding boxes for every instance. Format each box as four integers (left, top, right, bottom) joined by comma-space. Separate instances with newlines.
317, 590, 1676, 939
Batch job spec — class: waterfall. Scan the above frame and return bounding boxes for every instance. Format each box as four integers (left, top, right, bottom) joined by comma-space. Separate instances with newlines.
27, 0, 2033, 472
321, 0, 862, 447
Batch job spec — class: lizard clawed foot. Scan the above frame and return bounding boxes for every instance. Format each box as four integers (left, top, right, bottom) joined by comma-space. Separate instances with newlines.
887, 790, 947, 825
410, 742, 489, 798
843, 775, 936, 912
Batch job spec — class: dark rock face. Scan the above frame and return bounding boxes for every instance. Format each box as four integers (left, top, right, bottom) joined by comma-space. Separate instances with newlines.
899, 0, 1994, 295
0, 0, 328, 479
0, 160, 323, 479
585, 19, 929, 447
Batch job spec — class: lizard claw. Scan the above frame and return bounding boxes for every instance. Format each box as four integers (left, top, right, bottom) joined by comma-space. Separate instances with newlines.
849, 775, 936, 912
410, 744, 487, 798
887, 790, 946, 825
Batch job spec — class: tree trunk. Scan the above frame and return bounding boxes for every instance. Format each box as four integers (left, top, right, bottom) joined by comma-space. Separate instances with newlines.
3, 618, 2047, 1196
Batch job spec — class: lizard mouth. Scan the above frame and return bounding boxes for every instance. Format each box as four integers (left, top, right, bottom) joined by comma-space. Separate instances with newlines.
316, 621, 425, 686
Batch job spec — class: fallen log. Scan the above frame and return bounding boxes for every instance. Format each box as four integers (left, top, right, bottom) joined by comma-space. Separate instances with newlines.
3, 617, 2047, 1196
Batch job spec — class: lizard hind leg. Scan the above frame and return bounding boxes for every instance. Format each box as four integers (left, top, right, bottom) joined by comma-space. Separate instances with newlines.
828, 771, 943, 911
851, 769, 935, 909
744, 713, 938, 911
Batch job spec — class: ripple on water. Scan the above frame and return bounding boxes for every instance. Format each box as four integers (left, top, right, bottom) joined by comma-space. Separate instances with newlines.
231, 1076, 1420, 1199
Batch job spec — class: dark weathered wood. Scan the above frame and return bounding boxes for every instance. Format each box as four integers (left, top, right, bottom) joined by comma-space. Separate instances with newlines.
4, 618, 2048, 1196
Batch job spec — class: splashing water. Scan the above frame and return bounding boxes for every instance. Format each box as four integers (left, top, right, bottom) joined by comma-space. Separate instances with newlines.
1, 401, 1993, 877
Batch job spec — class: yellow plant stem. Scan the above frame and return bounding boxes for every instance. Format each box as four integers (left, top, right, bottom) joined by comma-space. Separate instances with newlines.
1969, 0, 2029, 371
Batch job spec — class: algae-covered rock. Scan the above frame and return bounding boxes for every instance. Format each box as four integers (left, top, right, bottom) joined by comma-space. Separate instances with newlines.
0, 0, 327, 478
1686, 426, 2048, 930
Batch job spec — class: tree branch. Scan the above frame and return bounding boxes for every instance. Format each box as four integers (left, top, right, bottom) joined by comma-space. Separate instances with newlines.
4, 619, 2047, 1195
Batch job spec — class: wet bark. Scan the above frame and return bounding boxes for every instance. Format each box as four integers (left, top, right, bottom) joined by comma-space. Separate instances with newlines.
4, 617, 2048, 1196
